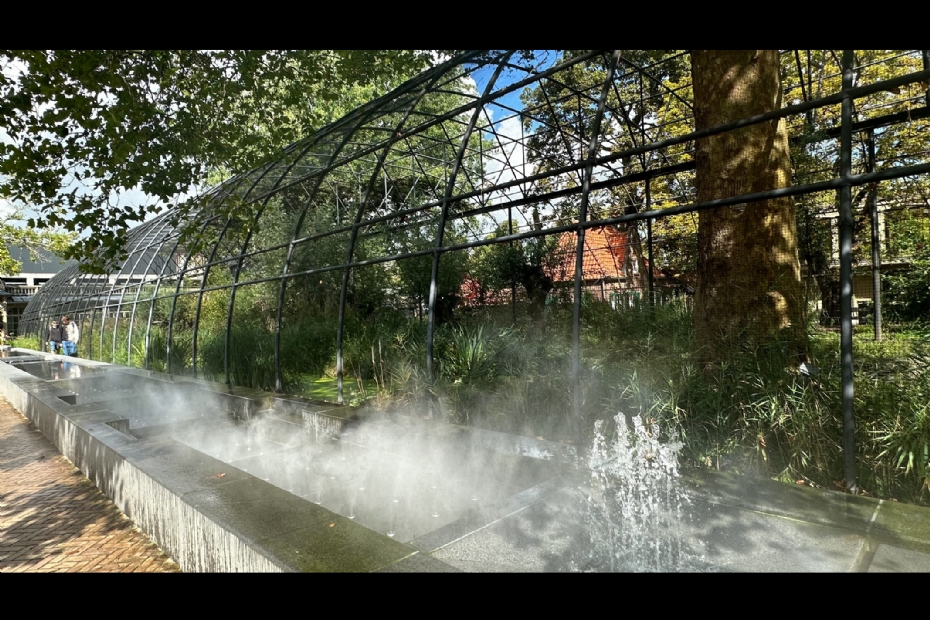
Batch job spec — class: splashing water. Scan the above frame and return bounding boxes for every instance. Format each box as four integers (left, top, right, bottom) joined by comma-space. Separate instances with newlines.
578, 413, 693, 572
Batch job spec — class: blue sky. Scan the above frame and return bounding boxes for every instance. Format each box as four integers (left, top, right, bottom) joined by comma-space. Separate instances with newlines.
468, 51, 561, 119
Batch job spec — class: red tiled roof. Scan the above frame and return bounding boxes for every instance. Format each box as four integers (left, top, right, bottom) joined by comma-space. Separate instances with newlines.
547, 225, 633, 282
459, 225, 659, 305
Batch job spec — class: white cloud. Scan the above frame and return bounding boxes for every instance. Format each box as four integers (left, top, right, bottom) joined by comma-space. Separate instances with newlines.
483, 114, 526, 188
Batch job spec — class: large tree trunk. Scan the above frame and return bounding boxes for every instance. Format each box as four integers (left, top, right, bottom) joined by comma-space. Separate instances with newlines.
691, 50, 807, 365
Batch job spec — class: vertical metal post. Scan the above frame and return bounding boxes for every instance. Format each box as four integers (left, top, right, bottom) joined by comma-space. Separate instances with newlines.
335, 185, 354, 404
142, 203, 225, 374
334, 83, 437, 403
571, 51, 621, 439
515, 116, 524, 324
223, 160, 308, 389
188, 229, 222, 378
126, 223, 178, 369
572, 91, 587, 436
88, 306, 98, 360
839, 50, 858, 493
806, 50, 814, 127
425, 56, 511, 403
187, 215, 245, 380
337, 164, 382, 404
646, 177, 654, 306
509, 206, 515, 324
274, 130, 359, 395
98, 272, 116, 362
866, 130, 882, 342
118, 218, 176, 367
171, 173, 265, 378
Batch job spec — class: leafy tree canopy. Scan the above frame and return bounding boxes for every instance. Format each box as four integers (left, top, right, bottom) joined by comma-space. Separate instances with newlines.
0, 50, 435, 272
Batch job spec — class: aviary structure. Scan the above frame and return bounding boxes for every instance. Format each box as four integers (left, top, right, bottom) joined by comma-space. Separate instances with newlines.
22, 51, 930, 488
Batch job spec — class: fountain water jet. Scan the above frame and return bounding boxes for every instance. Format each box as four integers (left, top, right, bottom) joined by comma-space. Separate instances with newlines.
578, 413, 695, 572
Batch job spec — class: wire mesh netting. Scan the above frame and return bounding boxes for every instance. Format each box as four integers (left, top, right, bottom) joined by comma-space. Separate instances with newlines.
20, 50, 930, 501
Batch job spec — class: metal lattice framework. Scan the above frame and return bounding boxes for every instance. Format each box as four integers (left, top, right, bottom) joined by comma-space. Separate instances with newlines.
21, 50, 930, 484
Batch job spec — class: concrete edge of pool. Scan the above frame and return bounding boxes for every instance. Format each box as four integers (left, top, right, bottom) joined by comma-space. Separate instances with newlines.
0, 349, 575, 572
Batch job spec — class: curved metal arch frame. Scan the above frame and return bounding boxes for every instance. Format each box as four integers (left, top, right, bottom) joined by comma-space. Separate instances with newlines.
101, 214, 178, 363
18, 51, 930, 464
189, 193, 265, 378
331, 70, 453, 403
570, 50, 621, 433
221, 122, 382, 387
151, 178, 253, 372
124, 219, 190, 366
424, 52, 514, 388
171, 166, 278, 376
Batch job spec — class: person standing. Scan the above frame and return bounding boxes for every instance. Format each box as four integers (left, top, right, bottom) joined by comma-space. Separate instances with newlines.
61, 315, 80, 357
47, 320, 64, 354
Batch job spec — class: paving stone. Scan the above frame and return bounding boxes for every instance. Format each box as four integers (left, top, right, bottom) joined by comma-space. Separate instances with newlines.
0, 396, 179, 573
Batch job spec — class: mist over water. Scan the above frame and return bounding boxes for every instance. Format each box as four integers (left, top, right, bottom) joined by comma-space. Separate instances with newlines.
29, 358, 702, 570
137, 378, 702, 568
171, 400, 550, 543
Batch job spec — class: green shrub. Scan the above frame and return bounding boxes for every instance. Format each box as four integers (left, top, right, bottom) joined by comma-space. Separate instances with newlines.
11, 334, 42, 351
21, 281, 930, 504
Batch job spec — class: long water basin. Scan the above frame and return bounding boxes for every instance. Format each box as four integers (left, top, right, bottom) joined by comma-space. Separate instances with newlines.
173, 414, 562, 544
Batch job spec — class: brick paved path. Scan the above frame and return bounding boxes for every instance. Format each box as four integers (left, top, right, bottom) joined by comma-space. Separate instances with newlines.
0, 397, 179, 572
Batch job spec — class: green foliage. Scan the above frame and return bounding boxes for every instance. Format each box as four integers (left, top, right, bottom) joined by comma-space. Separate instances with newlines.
788, 51, 930, 327
877, 402, 930, 484
884, 247, 930, 324
339, 310, 413, 381
62, 272, 930, 503
394, 225, 471, 324
10, 334, 41, 350
352, 317, 431, 407
0, 50, 434, 271
520, 50, 695, 279
15, 49, 930, 505
470, 222, 565, 315
196, 323, 312, 393
439, 324, 509, 384
517, 295, 930, 504
885, 263, 930, 324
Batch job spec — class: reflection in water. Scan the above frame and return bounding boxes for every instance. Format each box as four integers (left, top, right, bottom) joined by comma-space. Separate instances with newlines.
49, 361, 83, 381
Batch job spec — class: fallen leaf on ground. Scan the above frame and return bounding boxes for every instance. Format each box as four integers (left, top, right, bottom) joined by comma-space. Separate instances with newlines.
329, 523, 335, 527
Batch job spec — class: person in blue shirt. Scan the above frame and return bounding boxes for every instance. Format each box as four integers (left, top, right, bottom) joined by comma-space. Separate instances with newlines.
61, 315, 80, 357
